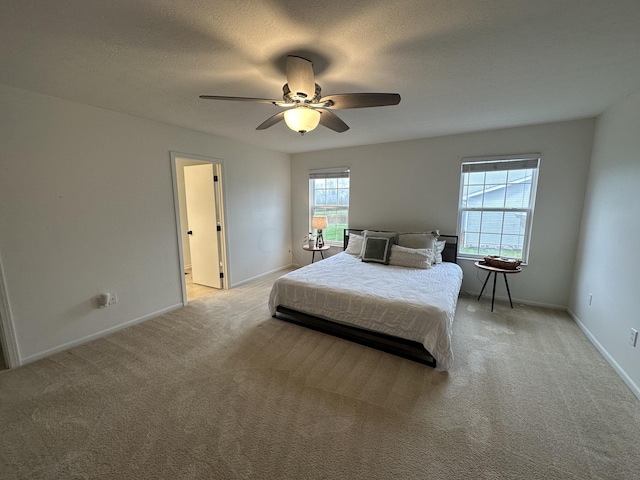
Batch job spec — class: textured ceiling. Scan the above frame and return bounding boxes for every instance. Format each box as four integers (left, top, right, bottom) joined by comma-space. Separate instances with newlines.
1, 0, 640, 154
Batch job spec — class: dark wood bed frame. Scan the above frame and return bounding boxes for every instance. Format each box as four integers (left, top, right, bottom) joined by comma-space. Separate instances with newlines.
273, 229, 459, 368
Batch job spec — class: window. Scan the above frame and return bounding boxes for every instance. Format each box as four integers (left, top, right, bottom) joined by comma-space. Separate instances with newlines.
457, 155, 540, 263
309, 167, 350, 245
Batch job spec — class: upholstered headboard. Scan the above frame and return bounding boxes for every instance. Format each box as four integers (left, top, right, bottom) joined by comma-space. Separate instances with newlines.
343, 229, 458, 263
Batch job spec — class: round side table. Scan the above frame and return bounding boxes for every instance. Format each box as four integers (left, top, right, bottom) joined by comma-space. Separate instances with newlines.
474, 261, 522, 312
302, 244, 331, 263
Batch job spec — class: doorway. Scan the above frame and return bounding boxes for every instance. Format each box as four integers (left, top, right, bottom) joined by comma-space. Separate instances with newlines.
0, 254, 19, 370
0, 342, 6, 370
171, 153, 229, 304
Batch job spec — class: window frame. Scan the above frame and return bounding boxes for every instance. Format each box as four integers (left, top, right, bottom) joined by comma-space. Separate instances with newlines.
309, 167, 350, 246
457, 154, 540, 264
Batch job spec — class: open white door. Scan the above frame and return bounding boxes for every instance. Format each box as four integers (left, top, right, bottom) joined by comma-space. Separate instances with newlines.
184, 164, 222, 288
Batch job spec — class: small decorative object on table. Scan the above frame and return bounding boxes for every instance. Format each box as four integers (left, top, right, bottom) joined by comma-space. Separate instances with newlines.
483, 255, 522, 270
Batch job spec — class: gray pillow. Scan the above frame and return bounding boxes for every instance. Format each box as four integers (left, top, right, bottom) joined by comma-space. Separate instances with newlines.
363, 230, 397, 244
397, 232, 438, 250
361, 237, 393, 264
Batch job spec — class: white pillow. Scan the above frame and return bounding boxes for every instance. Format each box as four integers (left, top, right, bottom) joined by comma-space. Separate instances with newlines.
344, 233, 364, 256
388, 245, 433, 269
434, 240, 446, 264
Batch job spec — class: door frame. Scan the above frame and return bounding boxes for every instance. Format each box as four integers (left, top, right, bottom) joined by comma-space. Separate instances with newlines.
0, 251, 20, 368
170, 152, 229, 305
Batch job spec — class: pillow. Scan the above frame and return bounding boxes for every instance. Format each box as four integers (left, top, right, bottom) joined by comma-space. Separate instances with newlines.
363, 230, 397, 244
397, 231, 439, 251
434, 240, 447, 264
388, 245, 433, 269
344, 233, 364, 256
361, 237, 393, 264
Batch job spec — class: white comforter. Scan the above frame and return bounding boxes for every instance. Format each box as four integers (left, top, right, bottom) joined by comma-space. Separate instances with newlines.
268, 252, 463, 369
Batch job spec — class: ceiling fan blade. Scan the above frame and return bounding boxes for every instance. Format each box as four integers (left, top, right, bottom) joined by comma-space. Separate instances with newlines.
200, 95, 279, 104
318, 109, 349, 133
286, 55, 316, 99
320, 93, 401, 109
256, 111, 286, 130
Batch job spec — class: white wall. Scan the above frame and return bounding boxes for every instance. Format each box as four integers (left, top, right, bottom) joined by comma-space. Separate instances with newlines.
0, 84, 291, 365
291, 119, 595, 308
569, 89, 640, 397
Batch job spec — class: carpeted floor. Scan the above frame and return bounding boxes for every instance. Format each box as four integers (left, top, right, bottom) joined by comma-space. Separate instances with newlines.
1, 269, 638, 479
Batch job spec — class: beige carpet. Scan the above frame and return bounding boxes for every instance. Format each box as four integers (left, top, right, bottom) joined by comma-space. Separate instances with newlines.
1, 269, 638, 479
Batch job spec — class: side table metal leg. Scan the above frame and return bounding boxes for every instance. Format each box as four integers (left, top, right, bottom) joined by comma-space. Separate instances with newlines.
503, 273, 513, 308
311, 252, 316, 263
491, 272, 498, 312
478, 271, 491, 300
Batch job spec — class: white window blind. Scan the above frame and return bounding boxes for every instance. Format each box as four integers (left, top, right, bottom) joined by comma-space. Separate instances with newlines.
309, 167, 350, 179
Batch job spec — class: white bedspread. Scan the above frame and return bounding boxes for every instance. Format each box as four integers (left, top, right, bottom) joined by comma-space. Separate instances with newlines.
268, 252, 463, 369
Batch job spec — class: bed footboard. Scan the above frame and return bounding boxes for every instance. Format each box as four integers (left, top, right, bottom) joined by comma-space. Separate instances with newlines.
274, 306, 437, 368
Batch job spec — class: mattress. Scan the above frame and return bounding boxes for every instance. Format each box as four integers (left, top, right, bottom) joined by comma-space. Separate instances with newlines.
268, 252, 463, 369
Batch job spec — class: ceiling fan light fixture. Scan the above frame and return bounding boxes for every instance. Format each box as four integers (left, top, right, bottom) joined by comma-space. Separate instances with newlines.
200, 55, 400, 134
284, 107, 321, 135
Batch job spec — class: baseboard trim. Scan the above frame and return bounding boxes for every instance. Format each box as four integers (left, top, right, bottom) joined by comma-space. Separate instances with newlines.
19, 303, 183, 367
462, 290, 566, 310
568, 308, 640, 401
230, 264, 293, 288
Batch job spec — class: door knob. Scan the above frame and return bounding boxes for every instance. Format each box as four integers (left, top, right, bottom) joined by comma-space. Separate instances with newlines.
187, 230, 193, 235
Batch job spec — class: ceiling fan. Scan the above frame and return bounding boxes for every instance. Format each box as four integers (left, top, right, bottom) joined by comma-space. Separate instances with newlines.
200, 55, 401, 135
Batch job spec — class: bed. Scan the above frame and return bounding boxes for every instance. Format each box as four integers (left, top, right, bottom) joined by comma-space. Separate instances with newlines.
268, 229, 463, 369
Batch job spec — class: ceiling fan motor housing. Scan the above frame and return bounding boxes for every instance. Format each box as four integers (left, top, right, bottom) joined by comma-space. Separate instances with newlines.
283, 83, 322, 104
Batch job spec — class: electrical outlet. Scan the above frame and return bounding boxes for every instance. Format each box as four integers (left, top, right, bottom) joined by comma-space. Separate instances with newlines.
630, 328, 638, 347
107, 293, 118, 306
